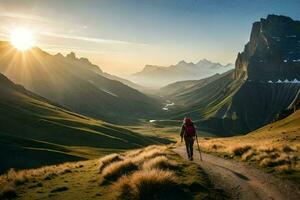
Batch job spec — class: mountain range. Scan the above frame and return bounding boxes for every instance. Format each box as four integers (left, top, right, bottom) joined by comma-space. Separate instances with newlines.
161, 15, 300, 135
0, 42, 159, 124
131, 59, 233, 88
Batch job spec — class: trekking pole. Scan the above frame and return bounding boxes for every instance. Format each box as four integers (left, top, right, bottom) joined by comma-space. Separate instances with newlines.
195, 133, 203, 161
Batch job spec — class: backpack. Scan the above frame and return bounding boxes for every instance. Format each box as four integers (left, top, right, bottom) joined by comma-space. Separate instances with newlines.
184, 118, 196, 137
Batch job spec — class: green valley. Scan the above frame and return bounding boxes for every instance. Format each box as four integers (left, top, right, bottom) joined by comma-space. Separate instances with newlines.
0, 73, 170, 174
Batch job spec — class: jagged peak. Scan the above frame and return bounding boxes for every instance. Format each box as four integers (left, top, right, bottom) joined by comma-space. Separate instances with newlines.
197, 59, 212, 65
178, 60, 188, 65
55, 53, 64, 58
66, 52, 76, 60
265, 14, 294, 23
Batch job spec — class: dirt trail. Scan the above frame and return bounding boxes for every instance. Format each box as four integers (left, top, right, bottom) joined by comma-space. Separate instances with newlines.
174, 145, 300, 200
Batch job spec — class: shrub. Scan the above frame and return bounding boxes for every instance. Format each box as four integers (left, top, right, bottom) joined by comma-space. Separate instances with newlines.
142, 156, 178, 170
115, 169, 185, 200
99, 154, 123, 172
101, 160, 138, 182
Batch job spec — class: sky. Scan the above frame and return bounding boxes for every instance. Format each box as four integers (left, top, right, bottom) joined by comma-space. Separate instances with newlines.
0, 0, 300, 76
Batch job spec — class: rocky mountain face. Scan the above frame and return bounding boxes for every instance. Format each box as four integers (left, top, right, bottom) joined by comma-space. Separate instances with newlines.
0, 41, 159, 124
235, 15, 300, 81
164, 15, 300, 135
132, 59, 233, 88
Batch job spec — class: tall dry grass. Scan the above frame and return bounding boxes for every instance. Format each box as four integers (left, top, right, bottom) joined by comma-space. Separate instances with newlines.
100, 145, 170, 183
201, 138, 299, 174
115, 169, 184, 200
230, 145, 251, 156
99, 153, 123, 172
98, 144, 181, 194
130, 147, 167, 164
0, 160, 89, 198
101, 160, 138, 182
142, 156, 178, 170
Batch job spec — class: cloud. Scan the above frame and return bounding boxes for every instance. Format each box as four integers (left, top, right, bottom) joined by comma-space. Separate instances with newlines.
0, 12, 51, 23
40, 32, 149, 46
0, 13, 148, 47
39, 43, 118, 54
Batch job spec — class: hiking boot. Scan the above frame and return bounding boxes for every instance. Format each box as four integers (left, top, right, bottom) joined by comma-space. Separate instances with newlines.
190, 157, 193, 161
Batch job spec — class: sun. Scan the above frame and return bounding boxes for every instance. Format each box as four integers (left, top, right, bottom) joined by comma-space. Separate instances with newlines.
10, 28, 35, 51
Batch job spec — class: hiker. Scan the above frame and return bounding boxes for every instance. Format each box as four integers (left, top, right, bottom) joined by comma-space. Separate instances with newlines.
180, 117, 196, 161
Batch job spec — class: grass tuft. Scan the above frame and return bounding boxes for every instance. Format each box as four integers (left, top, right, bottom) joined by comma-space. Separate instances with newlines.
142, 156, 178, 170
115, 169, 185, 200
230, 145, 251, 156
131, 147, 167, 164
99, 154, 123, 172
259, 154, 292, 167
101, 160, 138, 182
241, 149, 256, 161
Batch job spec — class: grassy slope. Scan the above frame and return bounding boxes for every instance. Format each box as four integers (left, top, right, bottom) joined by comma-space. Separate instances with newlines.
0, 146, 222, 200
158, 74, 221, 97
200, 110, 300, 182
0, 74, 170, 174
160, 68, 299, 135
156, 71, 243, 134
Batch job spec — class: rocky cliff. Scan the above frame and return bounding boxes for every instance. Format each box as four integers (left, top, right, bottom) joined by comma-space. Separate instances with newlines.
165, 15, 300, 135
235, 15, 300, 81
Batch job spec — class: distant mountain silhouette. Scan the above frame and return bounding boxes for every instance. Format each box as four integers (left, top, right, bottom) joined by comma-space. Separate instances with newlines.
0, 42, 159, 124
132, 59, 233, 88
162, 15, 300, 135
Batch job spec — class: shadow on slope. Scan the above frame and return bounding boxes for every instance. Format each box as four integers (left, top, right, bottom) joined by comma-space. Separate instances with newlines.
0, 74, 171, 174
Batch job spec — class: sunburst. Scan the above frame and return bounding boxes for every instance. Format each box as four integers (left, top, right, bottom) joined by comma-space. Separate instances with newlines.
10, 28, 35, 51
